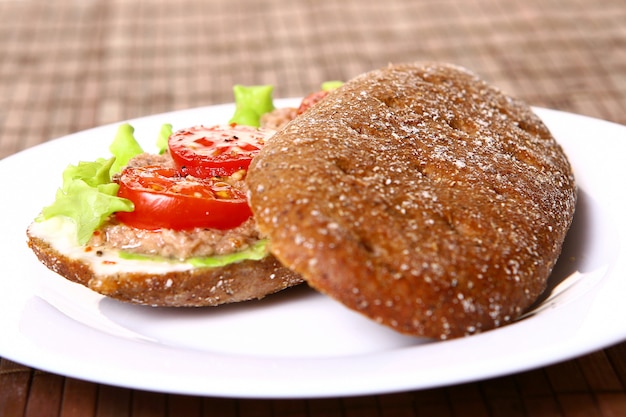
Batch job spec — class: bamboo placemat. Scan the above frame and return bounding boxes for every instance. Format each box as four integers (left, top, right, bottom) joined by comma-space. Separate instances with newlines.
1, 0, 626, 415
1, 0, 625, 160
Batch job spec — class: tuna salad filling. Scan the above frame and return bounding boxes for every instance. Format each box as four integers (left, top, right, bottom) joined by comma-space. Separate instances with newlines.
88, 217, 263, 261
89, 151, 263, 261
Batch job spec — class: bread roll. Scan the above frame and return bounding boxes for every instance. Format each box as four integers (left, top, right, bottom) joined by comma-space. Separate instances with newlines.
247, 63, 576, 339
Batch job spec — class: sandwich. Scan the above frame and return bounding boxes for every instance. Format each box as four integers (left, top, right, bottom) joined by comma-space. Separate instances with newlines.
26, 88, 304, 307
27, 63, 576, 341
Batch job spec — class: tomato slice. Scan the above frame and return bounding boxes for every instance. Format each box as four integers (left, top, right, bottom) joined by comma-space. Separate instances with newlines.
297, 90, 329, 115
168, 124, 274, 178
115, 166, 252, 230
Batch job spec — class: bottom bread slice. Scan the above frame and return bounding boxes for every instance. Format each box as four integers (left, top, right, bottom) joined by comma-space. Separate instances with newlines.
27, 222, 303, 307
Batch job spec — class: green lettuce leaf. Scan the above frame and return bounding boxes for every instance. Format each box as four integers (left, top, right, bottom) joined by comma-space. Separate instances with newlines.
321, 80, 344, 91
37, 129, 140, 245
229, 85, 275, 127
156, 123, 173, 155
39, 170, 134, 245
109, 123, 144, 175
188, 240, 268, 267
62, 157, 115, 188
118, 239, 269, 267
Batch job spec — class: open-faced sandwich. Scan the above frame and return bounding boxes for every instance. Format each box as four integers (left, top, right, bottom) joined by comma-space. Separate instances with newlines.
26, 87, 304, 307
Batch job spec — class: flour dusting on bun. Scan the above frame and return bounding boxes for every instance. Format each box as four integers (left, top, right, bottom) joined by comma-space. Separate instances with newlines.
247, 63, 576, 339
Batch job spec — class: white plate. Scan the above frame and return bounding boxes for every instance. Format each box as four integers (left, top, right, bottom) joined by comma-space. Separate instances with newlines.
1, 99, 625, 399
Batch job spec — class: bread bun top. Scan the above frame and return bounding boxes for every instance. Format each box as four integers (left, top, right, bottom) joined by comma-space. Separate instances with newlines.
247, 62, 576, 339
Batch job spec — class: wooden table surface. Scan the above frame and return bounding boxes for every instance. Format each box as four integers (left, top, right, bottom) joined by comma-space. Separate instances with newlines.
1, 0, 625, 415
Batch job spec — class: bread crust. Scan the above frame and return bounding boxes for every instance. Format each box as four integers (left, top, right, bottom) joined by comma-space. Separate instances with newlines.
247, 63, 576, 339
27, 229, 303, 307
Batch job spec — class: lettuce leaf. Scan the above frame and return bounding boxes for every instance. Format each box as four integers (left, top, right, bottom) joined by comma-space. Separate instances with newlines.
62, 157, 115, 189
37, 122, 150, 245
229, 85, 275, 127
38, 157, 134, 245
321, 80, 344, 91
188, 240, 268, 267
118, 239, 269, 267
109, 123, 144, 175
156, 123, 173, 155
37, 124, 145, 246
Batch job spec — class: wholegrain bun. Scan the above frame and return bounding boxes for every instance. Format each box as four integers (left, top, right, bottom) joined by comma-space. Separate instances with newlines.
247, 63, 576, 339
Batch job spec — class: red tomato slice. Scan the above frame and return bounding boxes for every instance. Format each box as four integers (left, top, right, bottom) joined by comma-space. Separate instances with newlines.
115, 166, 252, 230
297, 90, 329, 115
168, 124, 274, 178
